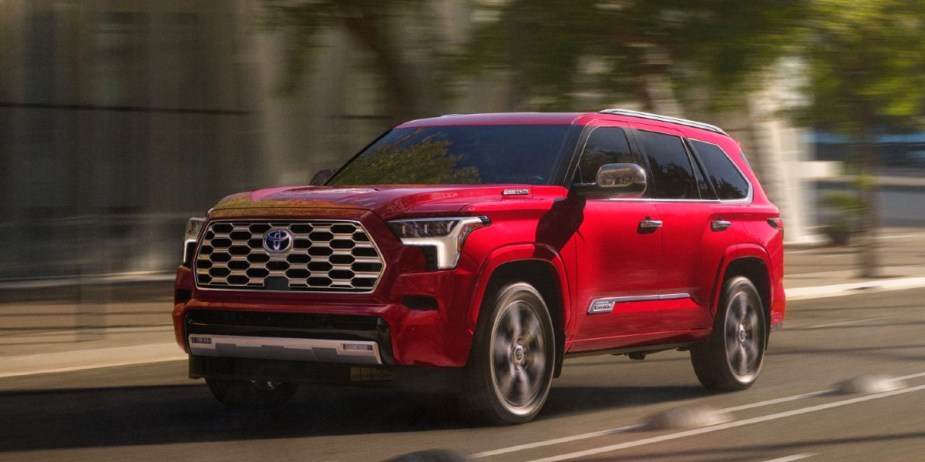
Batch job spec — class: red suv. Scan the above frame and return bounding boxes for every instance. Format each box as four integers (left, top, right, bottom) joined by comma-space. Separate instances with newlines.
173, 109, 785, 424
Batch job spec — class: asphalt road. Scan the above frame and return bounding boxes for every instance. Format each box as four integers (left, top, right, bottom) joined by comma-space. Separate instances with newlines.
2, 288, 924, 462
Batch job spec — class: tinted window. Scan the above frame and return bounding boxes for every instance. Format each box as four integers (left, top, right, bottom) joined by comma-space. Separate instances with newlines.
575, 127, 634, 184
690, 140, 749, 200
638, 130, 698, 199
329, 125, 570, 186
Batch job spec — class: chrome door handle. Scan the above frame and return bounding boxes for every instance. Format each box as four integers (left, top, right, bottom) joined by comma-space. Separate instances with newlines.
711, 219, 732, 232
638, 218, 663, 233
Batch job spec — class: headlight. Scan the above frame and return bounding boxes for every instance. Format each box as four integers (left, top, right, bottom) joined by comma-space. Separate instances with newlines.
182, 217, 206, 267
388, 216, 490, 269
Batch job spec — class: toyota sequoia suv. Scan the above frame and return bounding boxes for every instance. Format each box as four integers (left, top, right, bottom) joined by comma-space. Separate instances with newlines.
173, 109, 785, 424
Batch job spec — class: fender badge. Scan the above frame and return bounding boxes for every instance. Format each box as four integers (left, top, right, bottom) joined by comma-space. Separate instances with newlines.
503, 188, 530, 196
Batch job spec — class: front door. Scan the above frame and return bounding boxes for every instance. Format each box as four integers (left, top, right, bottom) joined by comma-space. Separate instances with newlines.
568, 124, 664, 352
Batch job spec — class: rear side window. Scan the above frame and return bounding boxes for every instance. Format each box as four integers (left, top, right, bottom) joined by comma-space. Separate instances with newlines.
575, 127, 634, 184
690, 140, 749, 200
637, 130, 699, 199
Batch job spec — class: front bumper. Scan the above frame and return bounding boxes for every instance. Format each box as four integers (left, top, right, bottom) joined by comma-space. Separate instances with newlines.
189, 355, 463, 391
186, 309, 389, 365
173, 260, 480, 370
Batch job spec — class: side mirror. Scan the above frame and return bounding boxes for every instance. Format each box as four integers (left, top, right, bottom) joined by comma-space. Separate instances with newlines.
310, 168, 336, 186
593, 163, 647, 197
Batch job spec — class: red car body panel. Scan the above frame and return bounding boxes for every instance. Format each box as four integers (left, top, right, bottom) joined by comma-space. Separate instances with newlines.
173, 111, 786, 376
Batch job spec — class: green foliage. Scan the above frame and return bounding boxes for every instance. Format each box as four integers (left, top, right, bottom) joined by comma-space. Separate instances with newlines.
799, 0, 925, 134
333, 134, 481, 185
461, 0, 810, 110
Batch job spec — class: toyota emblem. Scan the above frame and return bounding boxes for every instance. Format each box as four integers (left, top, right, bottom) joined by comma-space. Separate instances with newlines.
263, 228, 293, 253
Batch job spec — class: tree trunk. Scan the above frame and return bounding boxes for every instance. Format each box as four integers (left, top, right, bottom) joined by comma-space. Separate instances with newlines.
857, 132, 880, 278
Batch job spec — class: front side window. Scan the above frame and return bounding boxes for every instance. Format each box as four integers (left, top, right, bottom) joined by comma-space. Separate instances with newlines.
690, 140, 749, 200
329, 125, 571, 186
575, 127, 635, 184
638, 130, 699, 199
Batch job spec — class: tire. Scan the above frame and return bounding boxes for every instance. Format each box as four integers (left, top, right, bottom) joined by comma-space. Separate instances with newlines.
206, 378, 298, 409
463, 282, 555, 424
691, 276, 767, 391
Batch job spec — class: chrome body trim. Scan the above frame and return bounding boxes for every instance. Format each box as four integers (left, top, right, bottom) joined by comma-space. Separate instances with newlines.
188, 334, 383, 365
711, 219, 732, 232
587, 293, 691, 314
599, 108, 727, 135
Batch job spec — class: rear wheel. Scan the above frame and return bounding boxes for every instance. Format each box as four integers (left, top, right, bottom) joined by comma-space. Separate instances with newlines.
691, 276, 767, 391
464, 282, 555, 424
206, 378, 298, 409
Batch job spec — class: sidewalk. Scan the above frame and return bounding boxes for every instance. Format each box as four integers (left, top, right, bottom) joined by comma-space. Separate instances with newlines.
2, 228, 925, 379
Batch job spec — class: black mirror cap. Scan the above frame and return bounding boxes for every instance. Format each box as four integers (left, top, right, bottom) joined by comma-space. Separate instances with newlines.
310, 168, 336, 186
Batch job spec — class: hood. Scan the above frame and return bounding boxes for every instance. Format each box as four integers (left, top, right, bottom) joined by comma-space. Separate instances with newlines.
212, 185, 561, 220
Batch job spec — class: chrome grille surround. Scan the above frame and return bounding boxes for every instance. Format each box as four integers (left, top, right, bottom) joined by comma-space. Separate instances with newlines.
195, 220, 385, 293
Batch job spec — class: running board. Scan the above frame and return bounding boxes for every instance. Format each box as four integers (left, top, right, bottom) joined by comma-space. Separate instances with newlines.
188, 334, 383, 365
564, 341, 697, 359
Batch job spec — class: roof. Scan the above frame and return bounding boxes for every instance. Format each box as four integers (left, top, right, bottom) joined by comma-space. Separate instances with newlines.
397, 109, 728, 135
397, 112, 585, 128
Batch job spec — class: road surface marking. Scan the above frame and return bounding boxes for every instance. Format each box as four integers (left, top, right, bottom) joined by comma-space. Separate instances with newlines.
471, 391, 832, 459
525, 384, 925, 462
804, 317, 884, 329
763, 454, 815, 462
471, 425, 642, 458
719, 390, 831, 413
895, 371, 925, 381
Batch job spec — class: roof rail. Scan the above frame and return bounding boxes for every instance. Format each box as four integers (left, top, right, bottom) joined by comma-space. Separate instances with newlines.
599, 108, 727, 135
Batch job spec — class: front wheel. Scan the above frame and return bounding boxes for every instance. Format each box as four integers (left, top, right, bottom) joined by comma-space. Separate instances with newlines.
691, 276, 767, 391
206, 378, 298, 409
464, 282, 555, 424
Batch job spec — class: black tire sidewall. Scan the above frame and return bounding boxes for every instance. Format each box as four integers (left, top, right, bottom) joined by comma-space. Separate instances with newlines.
692, 276, 767, 391
466, 282, 555, 424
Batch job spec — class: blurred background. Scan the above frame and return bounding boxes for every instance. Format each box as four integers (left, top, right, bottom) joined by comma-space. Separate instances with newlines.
1, 0, 924, 298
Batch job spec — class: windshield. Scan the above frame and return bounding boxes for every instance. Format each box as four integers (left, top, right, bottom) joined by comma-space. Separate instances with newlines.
328, 125, 571, 186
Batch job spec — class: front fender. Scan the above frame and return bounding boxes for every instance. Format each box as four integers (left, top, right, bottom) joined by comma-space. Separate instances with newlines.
465, 244, 572, 334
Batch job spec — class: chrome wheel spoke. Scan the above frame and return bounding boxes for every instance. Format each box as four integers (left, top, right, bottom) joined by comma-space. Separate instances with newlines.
516, 369, 532, 403
496, 368, 516, 398
493, 336, 513, 364
724, 289, 762, 380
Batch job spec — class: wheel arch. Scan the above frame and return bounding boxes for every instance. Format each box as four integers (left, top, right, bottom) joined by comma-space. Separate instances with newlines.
719, 255, 772, 340
468, 247, 569, 377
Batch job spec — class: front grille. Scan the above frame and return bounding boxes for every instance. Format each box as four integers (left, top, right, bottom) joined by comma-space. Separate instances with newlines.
195, 220, 385, 293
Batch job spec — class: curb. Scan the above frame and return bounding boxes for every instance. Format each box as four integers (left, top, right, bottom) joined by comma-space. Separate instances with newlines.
785, 276, 925, 301
0, 343, 185, 379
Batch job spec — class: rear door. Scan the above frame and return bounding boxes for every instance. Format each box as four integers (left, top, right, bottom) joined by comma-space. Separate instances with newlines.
635, 128, 737, 332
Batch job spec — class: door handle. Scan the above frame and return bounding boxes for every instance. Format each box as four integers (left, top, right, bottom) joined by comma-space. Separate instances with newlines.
638, 218, 663, 233
711, 219, 732, 232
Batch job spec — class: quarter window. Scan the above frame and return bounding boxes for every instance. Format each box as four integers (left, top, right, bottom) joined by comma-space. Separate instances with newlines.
638, 130, 699, 199
575, 127, 635, 184
690, 140, 749, 200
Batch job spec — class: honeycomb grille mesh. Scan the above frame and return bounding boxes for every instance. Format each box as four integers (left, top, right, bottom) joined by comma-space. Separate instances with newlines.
195, 221, 385, 293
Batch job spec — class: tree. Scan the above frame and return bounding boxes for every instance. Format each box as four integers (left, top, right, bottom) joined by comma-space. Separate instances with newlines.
460, 0, 810, 112
799, 0, 925, 277
260, 0, 444, 122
